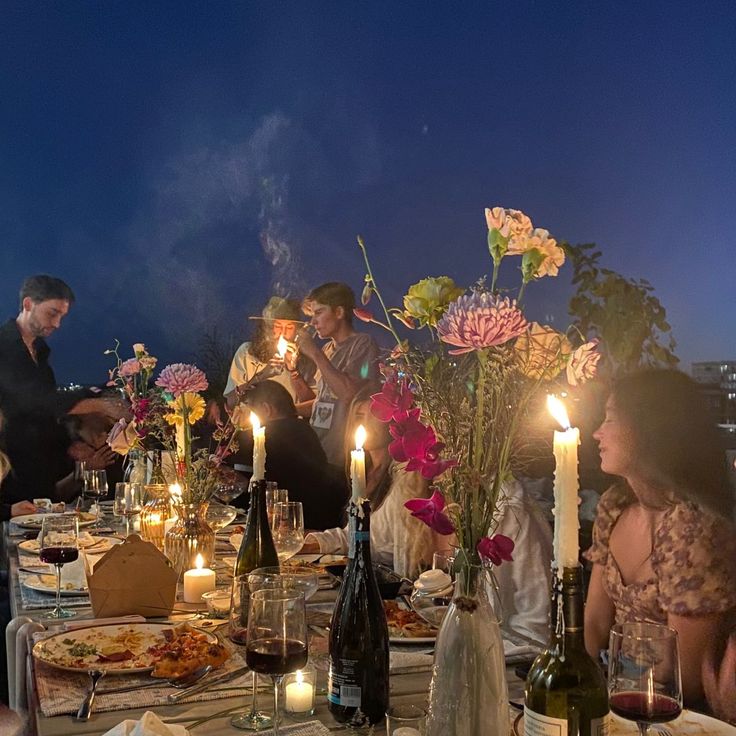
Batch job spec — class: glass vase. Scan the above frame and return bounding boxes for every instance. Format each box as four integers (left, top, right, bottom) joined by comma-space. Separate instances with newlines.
124, 449, 148, 485
426, 557, 509, 736
164, 501, 215, 576
139, 484, 172, 551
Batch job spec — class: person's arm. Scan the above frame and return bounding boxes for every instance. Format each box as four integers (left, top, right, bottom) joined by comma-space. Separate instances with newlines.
584, 563, 616, 659
288, 371, 316, 403
668, 611, 725, 706
303, 347, 361, 403
303, 526, 347, 554
295, 399, 315, 419
703, 633, 736, 723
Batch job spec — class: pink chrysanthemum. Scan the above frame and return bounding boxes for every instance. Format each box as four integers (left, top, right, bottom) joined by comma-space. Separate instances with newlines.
119, 358, 141, 378
436, 293, 528, 355
155, 363, 208, 396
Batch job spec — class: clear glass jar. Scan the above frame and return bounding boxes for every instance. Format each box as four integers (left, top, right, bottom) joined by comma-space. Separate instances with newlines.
139, 483, 171, 551
164, 501, 215, 576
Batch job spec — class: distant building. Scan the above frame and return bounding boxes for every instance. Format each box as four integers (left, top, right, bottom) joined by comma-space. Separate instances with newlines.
691, 361, 736, 432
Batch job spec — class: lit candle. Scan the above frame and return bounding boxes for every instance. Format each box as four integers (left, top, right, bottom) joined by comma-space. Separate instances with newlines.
285, 669, 314, 713
350, 425, 367, 502
277, 335, 288, 360
169, 482, 182, 504
124, 485, 132, 513
547, 395, 580, 573
183, 553, 216, 603
251, 412, 266, 481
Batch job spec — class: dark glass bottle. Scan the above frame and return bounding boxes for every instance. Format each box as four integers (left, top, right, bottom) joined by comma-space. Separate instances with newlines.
234, 479, 279, 578
525, 566, 610, 736
328, 500, 389, 726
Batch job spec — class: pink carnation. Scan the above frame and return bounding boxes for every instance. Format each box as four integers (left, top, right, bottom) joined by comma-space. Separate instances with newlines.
436, 293, 528, 355
119, 358, 141, 378
566, 339, 602, 386
477, 534, 515, 566
155, 363, 209, 396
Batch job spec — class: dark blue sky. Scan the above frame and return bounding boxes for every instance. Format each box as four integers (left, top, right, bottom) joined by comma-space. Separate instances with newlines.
1, 1, 734, 384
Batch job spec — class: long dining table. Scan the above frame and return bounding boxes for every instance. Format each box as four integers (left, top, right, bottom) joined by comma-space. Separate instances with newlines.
2, 515, 528, 736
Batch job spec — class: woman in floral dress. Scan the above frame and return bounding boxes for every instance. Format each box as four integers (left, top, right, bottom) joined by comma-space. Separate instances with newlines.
584, 369, 736, 707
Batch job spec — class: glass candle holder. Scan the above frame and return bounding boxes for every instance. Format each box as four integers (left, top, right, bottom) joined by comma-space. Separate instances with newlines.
386, 704, 427, 735
139, 484, 172, 550
201, 588, 231, 618
282, 663, 316, 718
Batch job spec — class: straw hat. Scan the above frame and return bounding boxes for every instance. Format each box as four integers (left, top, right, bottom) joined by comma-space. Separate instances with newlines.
252, 296, 304, 323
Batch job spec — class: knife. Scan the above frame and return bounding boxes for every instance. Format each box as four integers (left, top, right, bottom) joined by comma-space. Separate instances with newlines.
167, 665, 250, 703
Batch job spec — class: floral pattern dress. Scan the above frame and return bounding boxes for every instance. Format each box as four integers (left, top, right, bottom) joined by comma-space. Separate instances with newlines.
585, 485, 736, 625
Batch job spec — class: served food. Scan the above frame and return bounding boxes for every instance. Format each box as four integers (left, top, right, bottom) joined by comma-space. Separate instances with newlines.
14, 511, 97, 529
33, 622, 228, 675
19, 533, 120, 555
384, 600, 438, 639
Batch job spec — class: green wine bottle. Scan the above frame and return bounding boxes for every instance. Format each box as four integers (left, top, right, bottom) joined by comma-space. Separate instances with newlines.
234, 478, 279, 577
524, 566, 609, 736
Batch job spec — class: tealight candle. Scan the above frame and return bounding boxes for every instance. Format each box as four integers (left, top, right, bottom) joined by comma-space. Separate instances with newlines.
350, 425, 367, 502
547, 395, 580, 574
284, 667, 315, 715
183, 553, 216, 603
251, 412, 266, 481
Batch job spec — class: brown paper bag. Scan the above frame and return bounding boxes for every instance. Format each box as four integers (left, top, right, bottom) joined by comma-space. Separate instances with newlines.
87, 534, 178, 617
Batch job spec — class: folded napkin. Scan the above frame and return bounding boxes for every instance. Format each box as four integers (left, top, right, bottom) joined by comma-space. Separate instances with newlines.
101, 711, 189, 736
250, 723, 331, 736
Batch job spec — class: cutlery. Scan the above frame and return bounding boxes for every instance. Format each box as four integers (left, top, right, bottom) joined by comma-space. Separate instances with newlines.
74, 669, 106, 720
96, 664, 213, 695
167, 665, 250, 703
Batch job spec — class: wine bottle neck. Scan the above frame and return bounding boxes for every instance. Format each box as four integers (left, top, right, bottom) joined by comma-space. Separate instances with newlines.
348, 500, 372, 562
550, 566, 586, 649
248, 479, 269, 527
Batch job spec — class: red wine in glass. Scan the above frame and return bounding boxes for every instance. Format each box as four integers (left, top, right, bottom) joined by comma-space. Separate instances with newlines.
229, 627, 248, 646
39, 547, 79, 565
246, 638, 308, 675
610, 692, 682, 724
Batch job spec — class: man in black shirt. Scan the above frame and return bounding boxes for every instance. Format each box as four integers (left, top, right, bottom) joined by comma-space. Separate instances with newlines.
0, 275, 77, 503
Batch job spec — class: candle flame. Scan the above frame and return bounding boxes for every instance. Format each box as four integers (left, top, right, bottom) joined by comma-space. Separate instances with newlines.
250, 411, 261, 431
296, 669, 304, 684
169, 482, 182, 499
195, 553, 204, 570
547, 394, 571, 430
277, 335, 288, 359
355, 425, 366, 450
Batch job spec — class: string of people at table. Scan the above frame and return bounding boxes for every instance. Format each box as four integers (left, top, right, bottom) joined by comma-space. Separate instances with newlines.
1, 273, 736, 723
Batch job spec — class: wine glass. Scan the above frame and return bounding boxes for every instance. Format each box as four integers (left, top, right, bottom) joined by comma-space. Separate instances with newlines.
205, 502, 238, 532
83, 469, 108, 527
270, 501, 304, 562
74, 460, 87, 509
39, 515, 80, 619
215, 482, 247, 505
608, 622, 683, 735
265, 486, 288, 527
246, 588, 308, 736
113, 482, 143, 537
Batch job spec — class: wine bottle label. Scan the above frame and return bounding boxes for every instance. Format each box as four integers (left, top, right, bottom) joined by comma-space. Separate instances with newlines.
523, 708, 610, 736
348, 530, 370, 559
328, 659, 362, 707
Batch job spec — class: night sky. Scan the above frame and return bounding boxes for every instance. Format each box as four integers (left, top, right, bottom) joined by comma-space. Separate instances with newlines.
2, 1, 734, 385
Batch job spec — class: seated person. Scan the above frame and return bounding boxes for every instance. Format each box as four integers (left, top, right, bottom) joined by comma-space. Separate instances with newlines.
224, 297, 314, 409
584, 369, 736, 706
704, 634, 736, 724
231, 380, 347, 530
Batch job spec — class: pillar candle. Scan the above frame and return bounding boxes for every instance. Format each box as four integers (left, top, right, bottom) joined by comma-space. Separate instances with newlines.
350, 425, 367, 502
250, 412, 266, 480
547, 395, 580, 573
183, 553, 216, 603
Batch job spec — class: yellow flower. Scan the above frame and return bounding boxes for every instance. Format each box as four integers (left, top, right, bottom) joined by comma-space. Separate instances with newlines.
515, 323, 572, 380
164, 392, 206, 426
520, 229, 565, 281
403, 277, 464, 328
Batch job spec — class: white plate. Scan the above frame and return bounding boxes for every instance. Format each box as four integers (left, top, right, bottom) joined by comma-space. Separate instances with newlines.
22, 574, 88, 596
513, 710, 736, 735
389, 634, 437, 645
14, 512, 96, 529
19, 536, 121, 555
33, 623, 218, 674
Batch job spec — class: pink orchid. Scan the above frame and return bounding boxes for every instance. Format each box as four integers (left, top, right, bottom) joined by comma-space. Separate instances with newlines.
405, 490, 455, 535
387, 409, 425, 462
389, 412, 457, 479
370, 378, 415, 423
477, 534, 515, 566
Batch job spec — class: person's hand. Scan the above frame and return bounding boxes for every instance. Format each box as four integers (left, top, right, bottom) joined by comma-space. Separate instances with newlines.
86, 445, 118, 470
296, 328, 319, 360
283, 341, 299, 372
703, 633, 736, 723
11, 500, 38, 517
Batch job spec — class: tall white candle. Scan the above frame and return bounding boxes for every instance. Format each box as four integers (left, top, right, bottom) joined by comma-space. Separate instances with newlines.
251, 412, 266, 481
350, 425, 367, 502
547, 395, 580, 573
183, 553, 216, 603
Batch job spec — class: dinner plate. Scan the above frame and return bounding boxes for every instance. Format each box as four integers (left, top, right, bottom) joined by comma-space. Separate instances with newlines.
512, 710, 736, 735
19, 535, 121, 555
22, 574, 88, 596
389, 633, 437, 645
13, 512, 96, 529
33, 622, 219, 674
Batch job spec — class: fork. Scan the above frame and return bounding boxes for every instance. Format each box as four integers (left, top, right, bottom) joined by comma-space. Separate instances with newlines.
74, 669, 106, 720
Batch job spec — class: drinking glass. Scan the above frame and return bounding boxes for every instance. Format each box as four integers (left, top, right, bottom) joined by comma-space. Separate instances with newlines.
432, 550, 456, 579
608, 622, 683, 735
39, 515, 80, 619
246, 589, 308, 736
113, 482, 143, 537
271, 501, 304, 562
265, 486, 288, 527
83, 469, 108, 527
74, 460, 87, 509
386, 704, 427, 734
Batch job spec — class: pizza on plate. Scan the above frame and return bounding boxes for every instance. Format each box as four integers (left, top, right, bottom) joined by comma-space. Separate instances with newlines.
384, 600, 437, 639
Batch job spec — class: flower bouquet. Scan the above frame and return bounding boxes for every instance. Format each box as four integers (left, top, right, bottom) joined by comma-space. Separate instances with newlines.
357, 206, 601, 736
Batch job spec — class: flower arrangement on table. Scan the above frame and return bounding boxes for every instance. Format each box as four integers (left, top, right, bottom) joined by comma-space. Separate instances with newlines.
105, 343, 239, 504
357, 206, 601, 574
